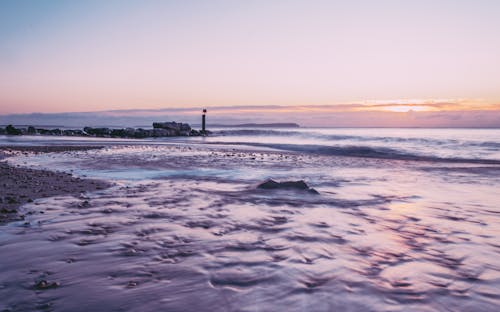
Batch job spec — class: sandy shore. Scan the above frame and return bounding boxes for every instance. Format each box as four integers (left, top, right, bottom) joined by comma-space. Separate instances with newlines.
0, 143, 499, 311
0, 145, 112, 224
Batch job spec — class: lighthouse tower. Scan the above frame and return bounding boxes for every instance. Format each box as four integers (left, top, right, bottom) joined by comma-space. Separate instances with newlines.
202, 109, 207, 134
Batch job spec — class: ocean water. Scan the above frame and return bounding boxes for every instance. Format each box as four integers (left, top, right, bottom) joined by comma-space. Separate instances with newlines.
3, 127, 499, 162
1, 128, 500, 311
203, 127, 500, 163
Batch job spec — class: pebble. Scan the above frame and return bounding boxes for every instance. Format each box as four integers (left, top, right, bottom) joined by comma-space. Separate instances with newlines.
34, 280, 59, 290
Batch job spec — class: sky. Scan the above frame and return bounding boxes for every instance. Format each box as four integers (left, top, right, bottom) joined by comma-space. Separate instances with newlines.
1, 0, 500, 126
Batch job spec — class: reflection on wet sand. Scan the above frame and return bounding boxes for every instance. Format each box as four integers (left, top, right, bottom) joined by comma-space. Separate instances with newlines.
0, 145, 499, 311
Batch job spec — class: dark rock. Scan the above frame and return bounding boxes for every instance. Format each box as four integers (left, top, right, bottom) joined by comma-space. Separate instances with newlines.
4, 121, 198, 139
37, 128, 51, 135
78, 200, 90, 208
152, 128, 171, 137
153, 121, 191, 136
133, 128, 149, 138
199, 129, 212, 136
153, 121, 191, 131
63, 129, 84, 136
5, 125, 22, 135
307, 188, 320, 195
34, 280, 59, 290
127, 281, 139, 288
257, 179, 281, 189
257, 179, 319, 194
1, 208, 17, 213
83, 127, 111, 137
110, 128, 126, 137
27, 126, 37, 134
124, 128, 136, 137
50, 128, 62, 135
6, 196, 18, 204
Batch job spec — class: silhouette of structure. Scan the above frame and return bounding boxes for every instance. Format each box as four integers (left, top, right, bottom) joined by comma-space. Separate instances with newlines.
202, 109, 207, 133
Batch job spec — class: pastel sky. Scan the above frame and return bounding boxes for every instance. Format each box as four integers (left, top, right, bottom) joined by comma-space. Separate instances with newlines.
1, 0, 500, 120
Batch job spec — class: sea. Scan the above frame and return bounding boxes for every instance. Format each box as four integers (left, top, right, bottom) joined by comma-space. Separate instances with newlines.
1, 127, 499, 311
2, 127, 500, 163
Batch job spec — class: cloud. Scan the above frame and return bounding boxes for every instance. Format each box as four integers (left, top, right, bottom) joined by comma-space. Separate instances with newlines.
1, 103, 500, 128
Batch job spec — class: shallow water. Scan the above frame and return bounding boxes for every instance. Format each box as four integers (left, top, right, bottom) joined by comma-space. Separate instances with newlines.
1, 143, 499, 311
2, 128, 500, 162
199, 128, 500, 162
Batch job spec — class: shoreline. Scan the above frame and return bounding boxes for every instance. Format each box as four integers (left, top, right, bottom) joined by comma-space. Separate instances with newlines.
0, 145, 113, 224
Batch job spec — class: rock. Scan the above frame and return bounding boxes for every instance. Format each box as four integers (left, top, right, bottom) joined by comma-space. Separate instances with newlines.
257, 179, 280, 189
63, 129, 84, 136
152, 128, 172, 137
47, 128, 62, 135
6, 196, 18, 204
0, 208, 17, 213
5, 125, 22, 135
153, 121, 191, 136
110, 128, 126, 137
257, 179, 319, 194
3, 121, 197, 138
78, 200, 90, 208
127, 281, 139, 288
27, 126, 37, 134
124, 127, 136, 137
34, 280, 59, 290
83, 127, 112, 137
153, 121, 191, 131
133, 128, 149, 138
36, 128, 50, 135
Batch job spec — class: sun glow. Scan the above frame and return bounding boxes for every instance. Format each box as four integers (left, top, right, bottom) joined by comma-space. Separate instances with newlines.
382, 105, 436, 113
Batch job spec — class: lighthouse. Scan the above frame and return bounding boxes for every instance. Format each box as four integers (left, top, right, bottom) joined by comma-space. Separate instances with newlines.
202, 109, 207, 133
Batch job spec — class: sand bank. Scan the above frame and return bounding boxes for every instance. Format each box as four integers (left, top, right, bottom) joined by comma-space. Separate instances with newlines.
0, 146, 112, 224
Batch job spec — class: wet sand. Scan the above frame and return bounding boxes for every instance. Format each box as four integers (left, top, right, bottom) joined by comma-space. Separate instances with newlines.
0, 146, 112, 224
0, 144, 499, 311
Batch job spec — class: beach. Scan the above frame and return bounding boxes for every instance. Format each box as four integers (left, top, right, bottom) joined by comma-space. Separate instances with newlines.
0, 146, 111, 224
3, 0, 500, 310
1, 130, 500, 311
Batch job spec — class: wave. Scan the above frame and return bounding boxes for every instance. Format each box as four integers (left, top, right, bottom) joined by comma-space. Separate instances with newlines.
216, 129, 361, 141
478, 141, 500, 149
215, 128, 426, 143
216, 129, 316, 137
207, 141, 500, 164
215, 129, 500, 150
